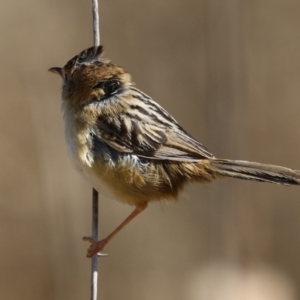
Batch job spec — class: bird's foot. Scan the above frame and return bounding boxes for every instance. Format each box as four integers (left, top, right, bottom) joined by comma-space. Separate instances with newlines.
83, 236, 109, 258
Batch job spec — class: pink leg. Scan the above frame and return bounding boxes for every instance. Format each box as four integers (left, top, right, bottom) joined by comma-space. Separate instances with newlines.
83, 203, 147, 258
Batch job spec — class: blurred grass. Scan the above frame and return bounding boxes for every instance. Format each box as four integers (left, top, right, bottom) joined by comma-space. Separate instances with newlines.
1, 0, 300, 299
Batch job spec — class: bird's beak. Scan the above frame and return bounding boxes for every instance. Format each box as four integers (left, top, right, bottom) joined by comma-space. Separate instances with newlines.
48, 67, 63, 78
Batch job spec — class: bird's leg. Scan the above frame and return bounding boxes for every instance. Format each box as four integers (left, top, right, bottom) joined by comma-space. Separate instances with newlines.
83, 203, 148, 258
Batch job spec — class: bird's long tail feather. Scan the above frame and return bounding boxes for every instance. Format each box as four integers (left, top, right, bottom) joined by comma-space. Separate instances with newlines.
207, 159, 300, 185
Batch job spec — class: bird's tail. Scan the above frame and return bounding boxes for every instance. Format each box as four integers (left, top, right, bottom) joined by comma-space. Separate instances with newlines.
207, 159, 300, 185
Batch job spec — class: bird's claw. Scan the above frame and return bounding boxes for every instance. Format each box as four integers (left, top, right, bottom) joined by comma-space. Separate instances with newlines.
83, 236, 108, 258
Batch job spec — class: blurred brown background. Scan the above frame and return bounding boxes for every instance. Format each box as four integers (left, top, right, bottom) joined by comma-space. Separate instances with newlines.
1, 0, 300, 299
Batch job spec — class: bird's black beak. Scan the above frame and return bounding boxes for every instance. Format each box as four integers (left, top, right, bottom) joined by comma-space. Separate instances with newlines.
48, 67, 63, 78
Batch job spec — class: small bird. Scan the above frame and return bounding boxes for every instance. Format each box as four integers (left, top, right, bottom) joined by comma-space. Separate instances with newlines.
49, 46, 300, 258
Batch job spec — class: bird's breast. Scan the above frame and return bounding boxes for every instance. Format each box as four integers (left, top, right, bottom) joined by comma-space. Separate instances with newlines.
63, 106, 94, 168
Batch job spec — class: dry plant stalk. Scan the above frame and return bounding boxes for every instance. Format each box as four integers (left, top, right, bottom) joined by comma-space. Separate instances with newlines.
91, 1, 100, 300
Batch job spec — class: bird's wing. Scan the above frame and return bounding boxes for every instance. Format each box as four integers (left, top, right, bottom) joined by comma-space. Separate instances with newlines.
94, 89, 214, 161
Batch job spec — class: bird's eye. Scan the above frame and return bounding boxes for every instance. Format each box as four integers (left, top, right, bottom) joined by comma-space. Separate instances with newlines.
93, 80, 121, 97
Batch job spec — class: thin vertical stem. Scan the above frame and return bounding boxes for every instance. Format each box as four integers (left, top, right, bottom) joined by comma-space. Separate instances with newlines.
91, 2, 100, 300
91, 188, 99, 300
92, 0, 100, 46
